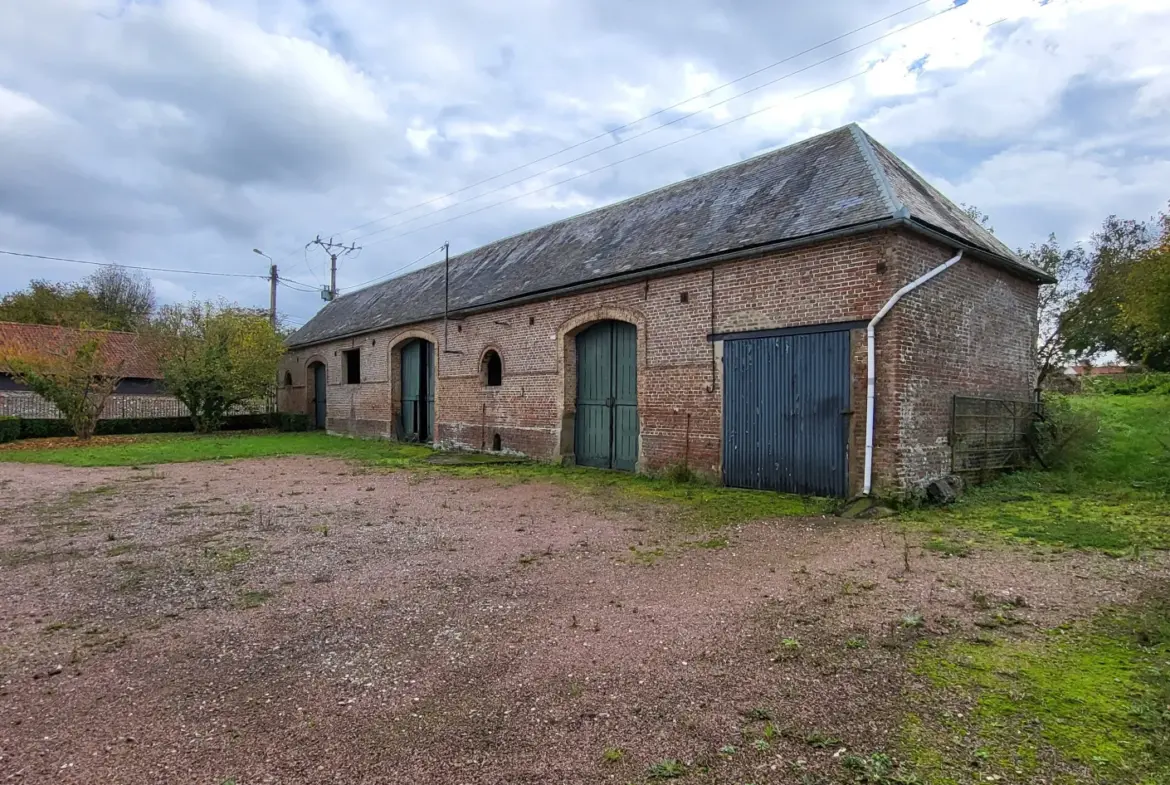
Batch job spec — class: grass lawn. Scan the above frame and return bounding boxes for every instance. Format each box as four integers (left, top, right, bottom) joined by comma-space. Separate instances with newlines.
907, 394, 1170, 552
0, 428, 833, 528
0, 430, 434, 467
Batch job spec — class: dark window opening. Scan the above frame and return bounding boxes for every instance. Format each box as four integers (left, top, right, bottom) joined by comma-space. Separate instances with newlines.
492, 433, 502, 452
482, 349, 503, 387
343, 349, 361, 385
679, 291, 689, 303
528, 316, 535, 326
283, 371, 293, 387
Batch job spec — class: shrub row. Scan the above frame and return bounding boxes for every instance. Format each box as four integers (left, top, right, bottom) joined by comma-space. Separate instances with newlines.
4, 413, 281, 441
1081, 372, 1170, 396
276, 413, 311, 432
0, 416, 19, 444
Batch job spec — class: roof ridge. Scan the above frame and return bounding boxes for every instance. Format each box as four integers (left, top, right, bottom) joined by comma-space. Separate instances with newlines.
847, 123, 906, 219
334, 125, 862, 303
0, 320, 142, 337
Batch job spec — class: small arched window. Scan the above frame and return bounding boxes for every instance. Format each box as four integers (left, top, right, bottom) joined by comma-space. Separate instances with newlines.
482, 349, 503, 387
283, 371, 293, 387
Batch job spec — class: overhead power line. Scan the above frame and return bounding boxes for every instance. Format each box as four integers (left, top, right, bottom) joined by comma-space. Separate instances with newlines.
353, 9, 1016, 266
0, 249, 265, 279
327, 0, 935, 243
351, 1, 963, 246
357, 69, 866, 253
342, 245, 447, 293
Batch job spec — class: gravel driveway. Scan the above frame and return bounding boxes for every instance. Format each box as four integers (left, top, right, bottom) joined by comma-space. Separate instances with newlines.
0, 458, 1155, 784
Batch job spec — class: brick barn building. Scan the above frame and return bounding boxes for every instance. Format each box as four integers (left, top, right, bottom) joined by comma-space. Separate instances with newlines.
281, 125, 1052, 497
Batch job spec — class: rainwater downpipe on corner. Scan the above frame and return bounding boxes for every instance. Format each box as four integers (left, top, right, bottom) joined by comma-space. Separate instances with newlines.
863, 250, 964, 496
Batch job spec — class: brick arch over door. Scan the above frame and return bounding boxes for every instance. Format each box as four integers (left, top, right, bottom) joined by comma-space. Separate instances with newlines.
387, 329, 440, 442
555, 307, 647, 470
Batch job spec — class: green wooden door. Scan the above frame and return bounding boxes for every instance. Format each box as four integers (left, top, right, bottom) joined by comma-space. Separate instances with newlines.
575, 321, 638, 470
400, 339, 434, 442
312, 364, 326, 429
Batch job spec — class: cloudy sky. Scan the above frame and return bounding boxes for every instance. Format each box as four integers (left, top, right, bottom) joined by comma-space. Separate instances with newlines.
1, 0, 1167, 328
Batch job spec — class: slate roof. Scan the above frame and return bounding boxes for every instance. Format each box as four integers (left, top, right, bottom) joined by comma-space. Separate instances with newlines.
288, 124, 1051, 348
0, 322, 160, 379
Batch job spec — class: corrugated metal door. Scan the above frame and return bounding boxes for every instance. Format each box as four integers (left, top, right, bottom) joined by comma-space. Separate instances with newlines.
575, 321, 638, 470
400, 339, 434, 442
723, 329, 851, 496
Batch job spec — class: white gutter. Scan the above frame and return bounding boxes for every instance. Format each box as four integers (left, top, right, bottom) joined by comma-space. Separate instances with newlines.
863, 250, 964, 496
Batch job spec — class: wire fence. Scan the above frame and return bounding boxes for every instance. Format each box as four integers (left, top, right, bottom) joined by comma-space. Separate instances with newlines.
0, 390, 274, 420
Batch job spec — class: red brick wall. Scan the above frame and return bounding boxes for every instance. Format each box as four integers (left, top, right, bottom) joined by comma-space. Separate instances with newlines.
279, 229, 1040, 494
879, 232, 1039, 493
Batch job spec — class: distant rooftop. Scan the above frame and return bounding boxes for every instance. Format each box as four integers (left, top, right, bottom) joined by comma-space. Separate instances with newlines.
0, 321, 160, 379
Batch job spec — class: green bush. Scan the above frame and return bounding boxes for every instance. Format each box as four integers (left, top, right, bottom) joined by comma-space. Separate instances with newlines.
277, 413, 311, 432
1081, 371, 1170, 396
1032, 393, 1102, 470
0, 416, 20, 443
11, 413, 274, 440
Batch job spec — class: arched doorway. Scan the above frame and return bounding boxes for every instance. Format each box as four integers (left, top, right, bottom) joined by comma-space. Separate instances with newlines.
399, 338, 435, 442
574, 320, 638, 470
308, 362, 327, 429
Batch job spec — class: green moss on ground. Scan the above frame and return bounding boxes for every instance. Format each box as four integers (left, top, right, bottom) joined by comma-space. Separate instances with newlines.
906, 394, 1170, 552
904, 601, 1170, 785
407, 458, 831, 529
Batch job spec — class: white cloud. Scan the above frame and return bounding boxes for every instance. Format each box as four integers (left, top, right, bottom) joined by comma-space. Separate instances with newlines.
0, 0, 1167, 324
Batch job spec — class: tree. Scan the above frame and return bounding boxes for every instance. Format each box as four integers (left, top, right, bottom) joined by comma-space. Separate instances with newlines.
0, 280, 104, 327
1018, 234, 1088, 386
961, 203, 994, 233
1062, 207, 1170, 371
0, 265, 156, 331
1120, 208, 1170, 358
0, 334, 124, 440
83, 265, 155, 331
148, 301, 285, 433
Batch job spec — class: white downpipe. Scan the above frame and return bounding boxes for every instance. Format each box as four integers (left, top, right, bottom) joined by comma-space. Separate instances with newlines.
863, 250, 964, 496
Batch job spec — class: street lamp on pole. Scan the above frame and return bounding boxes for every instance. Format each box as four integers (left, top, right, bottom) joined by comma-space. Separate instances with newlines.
254, 249, 278, 327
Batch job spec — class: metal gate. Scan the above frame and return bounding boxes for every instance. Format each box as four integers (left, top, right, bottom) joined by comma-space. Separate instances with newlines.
400, 339, 435, 442
722, 327, 851, 496
951, 396, 1039, 478
575, 321, 638, 470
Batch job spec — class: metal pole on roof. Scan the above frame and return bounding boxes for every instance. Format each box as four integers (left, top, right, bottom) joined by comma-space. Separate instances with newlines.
443, 242, 450, 346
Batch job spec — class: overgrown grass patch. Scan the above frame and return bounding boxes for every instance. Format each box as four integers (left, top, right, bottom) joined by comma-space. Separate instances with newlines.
906, 395, 1170, 552
903, 599, 1170, 784
0, 431, 432, 467
430, 459, 831, 528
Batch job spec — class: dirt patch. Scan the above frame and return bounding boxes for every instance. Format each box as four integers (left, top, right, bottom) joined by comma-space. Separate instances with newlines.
0, 434, 152, 452
0, 457, 1162, 784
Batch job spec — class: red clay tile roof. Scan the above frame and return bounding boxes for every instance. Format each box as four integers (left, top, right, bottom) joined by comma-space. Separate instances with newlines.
0, 321, 160, 379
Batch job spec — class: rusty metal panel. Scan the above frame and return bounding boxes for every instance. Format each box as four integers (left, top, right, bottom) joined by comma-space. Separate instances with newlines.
722, 328, 851, 496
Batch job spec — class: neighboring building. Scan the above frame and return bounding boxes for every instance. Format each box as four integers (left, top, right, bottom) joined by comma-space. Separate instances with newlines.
0, 321, 176, 419
282, 124, 1052, 497
1066, 363, 1133, 376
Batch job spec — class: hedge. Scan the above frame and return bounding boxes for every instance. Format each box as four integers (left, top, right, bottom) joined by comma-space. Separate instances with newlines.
1081, 371, 1170, 396
10, 413, 277, 440
0, 416, 19, 444
277, 413, 311, 432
